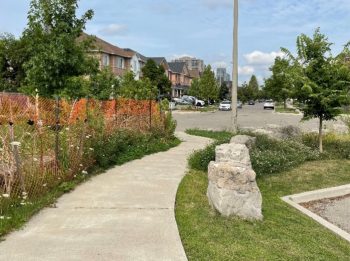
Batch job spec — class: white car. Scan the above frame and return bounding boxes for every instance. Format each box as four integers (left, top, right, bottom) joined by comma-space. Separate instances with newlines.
264, 100, 275, 110
219, 100, 231, 111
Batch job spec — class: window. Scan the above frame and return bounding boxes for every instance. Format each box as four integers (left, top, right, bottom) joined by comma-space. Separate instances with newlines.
102, 54, 109, 67
116, 57, 124, 69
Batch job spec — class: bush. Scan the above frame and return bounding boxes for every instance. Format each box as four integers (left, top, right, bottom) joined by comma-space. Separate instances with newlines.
251, 135, 319, 176
302, 133, 350, 160
188, 142, 218, 172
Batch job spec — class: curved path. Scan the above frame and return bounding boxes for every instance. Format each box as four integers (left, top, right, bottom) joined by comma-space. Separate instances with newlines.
0, 132, 211, 261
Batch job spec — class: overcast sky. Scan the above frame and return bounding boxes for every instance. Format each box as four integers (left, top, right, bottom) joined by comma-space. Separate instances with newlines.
1, 0, 350, 85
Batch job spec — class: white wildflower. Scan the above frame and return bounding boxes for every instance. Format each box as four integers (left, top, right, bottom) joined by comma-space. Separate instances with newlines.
89, 148, 94, 151
2, 194, 9, 198
79, 164, 83, 167
33, 157, 38, 162
43, 183, 47, 187
10, 141, 21, 147
0, 216, 4, 220
65, 127, 70, 131
82, 170, 88, 175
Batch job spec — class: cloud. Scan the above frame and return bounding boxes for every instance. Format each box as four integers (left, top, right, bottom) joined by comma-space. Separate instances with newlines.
244, 51, 284, 65
238, 66, 254, 75
98, 24, 128, 36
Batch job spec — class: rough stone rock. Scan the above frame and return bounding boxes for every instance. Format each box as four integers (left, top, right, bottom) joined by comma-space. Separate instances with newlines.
253, 128, 274, 137
207, 161, 263, 220
215, 143, 251, 166
230, 135, 256, 149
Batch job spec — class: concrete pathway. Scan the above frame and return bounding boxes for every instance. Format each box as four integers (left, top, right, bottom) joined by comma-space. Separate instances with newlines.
0, 132, 211, 261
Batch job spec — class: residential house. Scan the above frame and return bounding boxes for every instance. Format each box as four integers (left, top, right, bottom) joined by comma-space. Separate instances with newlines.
168, 61, 193, 98
81, 33, 132, 77
124, 48, 148, 80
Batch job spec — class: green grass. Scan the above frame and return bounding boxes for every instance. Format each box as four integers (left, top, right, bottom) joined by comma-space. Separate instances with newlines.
178, 129, 350, 260
0, 135, 180, 237
186, 129, 233, 143
275, 106, 299, 114
176, 160, 350, 260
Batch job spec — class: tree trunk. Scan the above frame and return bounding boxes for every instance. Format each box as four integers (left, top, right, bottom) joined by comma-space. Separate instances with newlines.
284, 99, 287, 109
319, 117, 323, 153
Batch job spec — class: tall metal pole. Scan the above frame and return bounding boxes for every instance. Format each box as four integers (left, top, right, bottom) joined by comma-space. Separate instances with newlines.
231, 0, 238, 132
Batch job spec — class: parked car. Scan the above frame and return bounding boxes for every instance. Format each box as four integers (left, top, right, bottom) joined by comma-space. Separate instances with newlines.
219, 100, 242, 111
248, 100, 255, 105
263, 100, 275, 110
219, 100, 231, 111
181, 95, 205, 107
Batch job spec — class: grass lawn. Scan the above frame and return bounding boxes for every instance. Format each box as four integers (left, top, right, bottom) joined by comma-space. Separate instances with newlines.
176, 161, 350, 261
176, 130, 350, 260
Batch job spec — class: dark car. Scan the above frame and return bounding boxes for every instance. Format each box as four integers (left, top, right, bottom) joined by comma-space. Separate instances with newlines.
248, 100, 255, 105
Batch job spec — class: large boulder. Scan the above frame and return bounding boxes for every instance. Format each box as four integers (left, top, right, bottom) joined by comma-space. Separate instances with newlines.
207, 161, 263, 220
215, 143, 251, 166
230, 135, 256, 149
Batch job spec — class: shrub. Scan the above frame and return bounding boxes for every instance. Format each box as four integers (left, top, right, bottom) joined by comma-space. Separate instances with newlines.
302, 133, 350, 160
251, 135, 319, 176
188, 142, 218, 172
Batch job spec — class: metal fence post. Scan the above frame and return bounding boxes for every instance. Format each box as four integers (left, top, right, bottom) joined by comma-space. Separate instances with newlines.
54, 96, 60, 169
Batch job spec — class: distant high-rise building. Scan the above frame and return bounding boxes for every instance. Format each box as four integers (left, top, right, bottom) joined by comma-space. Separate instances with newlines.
216, 67, 231, 84
173, 56, 205, 73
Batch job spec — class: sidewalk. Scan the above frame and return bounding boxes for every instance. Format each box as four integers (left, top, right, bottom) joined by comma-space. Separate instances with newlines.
0, 132, 211, 261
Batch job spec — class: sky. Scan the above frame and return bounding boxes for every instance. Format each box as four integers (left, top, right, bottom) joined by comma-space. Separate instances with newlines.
1, 0, 350, 85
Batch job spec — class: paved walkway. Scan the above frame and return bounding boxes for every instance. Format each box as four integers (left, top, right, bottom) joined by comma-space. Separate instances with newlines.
0, 132, 211, 261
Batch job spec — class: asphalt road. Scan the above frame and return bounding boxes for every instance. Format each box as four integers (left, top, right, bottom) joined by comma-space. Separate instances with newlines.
173, 103, 345, 132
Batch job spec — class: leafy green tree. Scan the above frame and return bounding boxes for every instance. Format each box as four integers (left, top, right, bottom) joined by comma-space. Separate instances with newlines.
238, 82, 249, 103
219, 82, 230, 100
21, 0, 98, 97
264, 57, 294, 108
0, 34, 30, 92
90, 68, 119, 100
189, 78, 201, 98
142, 59, 171, 96
189, 65, 218, 103
282, 28, 350, 152
246, 75, 259, 100
119, 71, 157, 100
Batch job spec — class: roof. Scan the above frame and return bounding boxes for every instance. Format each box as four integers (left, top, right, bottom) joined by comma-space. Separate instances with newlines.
123, 48, 148, 62
79, 33, 132, 58
168, 62, 186, 74
147, 57, 167, 66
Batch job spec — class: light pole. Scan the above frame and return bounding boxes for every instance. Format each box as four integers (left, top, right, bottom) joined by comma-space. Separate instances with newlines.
231, 0, 238, 132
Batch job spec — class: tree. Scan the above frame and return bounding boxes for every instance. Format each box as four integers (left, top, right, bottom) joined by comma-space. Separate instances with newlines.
90, 68, 120, 100
282, 28, 350, 152
237, 82, 248, 103
0, 34, 30, 92
264, 57, 294, 108
245, 75, 259, 101
219, 82, 230, 100
21, 0, 98, 97
189, 65, 219, 103
119, 71, 157, 100
141, 59, 171, 96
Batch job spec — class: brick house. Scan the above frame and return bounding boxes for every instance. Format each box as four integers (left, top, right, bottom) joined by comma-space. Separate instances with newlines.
168, 62, 193, 98
81, 33, 132, 77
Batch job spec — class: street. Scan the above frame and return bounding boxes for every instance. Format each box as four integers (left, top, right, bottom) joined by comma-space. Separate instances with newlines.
173, 103, 345, 132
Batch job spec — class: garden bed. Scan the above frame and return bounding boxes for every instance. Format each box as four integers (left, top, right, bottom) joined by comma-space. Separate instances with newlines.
176, 130, 350, 260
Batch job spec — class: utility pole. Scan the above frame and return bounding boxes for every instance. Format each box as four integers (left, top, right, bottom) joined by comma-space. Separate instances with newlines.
231, 0, 238, 132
